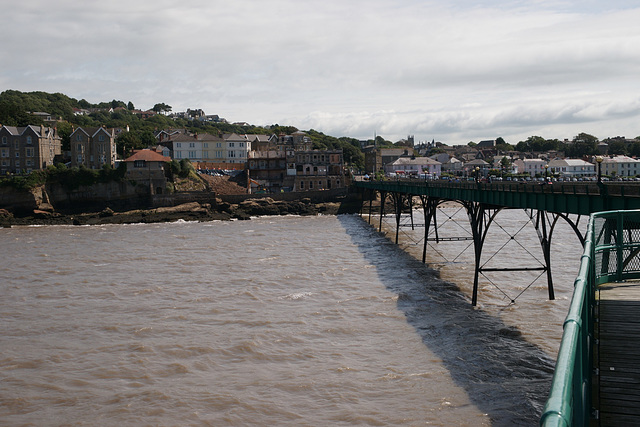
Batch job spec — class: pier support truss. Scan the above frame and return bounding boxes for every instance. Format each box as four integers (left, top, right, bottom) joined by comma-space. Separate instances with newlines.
361, 189, 587, 306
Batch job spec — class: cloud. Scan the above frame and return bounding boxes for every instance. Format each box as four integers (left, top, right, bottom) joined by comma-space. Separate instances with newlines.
2, 0, 640, 143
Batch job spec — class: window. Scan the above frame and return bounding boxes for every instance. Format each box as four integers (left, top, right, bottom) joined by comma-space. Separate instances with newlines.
76, 134, 82, 141
189, 142, 195, 148
188, 151, 196, 158
26, 159, 33, 167
229, 142, 235, 147
15, 152, 20, 158
26, 136, 32, 145
216, 142, 222, 148
14, 160, 20, 169
176, 143, 182, 148
1, 136, 6, 145
134, 160, 146, 168
14, 140, 19, 149
1, 149, 7, 158
228, 151, 236, 158
77, 143, 83, 152
77, 155, 83, 163
26, 148, 34, 157
239, 142, 244, 148
98, 135, 105, 142
309, 181, 313, 189
203, 143, 209, 148
300, 181, 304, 189
176, 151, 183, 159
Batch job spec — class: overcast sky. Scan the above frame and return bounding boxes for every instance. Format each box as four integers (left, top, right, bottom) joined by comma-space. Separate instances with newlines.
3, 0, 640, 144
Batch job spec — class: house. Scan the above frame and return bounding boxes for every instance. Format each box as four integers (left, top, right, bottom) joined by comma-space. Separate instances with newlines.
170, 132, 226, 163
600, 155, 640, 178
442, 156, 463, 175
518, 158, 547, 177
70, 127, 117, 169
0, 125, 62, 174
548, 158, 596, 178
123, 149, 171, 194
477, 140, 496, 149
290, 149, 346, 192
222, 133, 251, 164
385, 157, 441, 177
462, 159, 490, 178
246, 131, 348, 192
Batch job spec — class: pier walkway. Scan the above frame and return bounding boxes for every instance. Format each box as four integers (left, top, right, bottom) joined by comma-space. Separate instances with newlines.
537, 210, 640, 426
595, 280, 640, 425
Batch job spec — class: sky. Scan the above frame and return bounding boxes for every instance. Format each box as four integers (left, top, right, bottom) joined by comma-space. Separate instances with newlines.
3, 0, 640, 145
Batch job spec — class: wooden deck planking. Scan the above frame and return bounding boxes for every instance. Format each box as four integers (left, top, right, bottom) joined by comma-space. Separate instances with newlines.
597, 280, 640, 425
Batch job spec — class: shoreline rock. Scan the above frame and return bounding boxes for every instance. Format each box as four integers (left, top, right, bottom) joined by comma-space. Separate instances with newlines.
1, 197, 358, 227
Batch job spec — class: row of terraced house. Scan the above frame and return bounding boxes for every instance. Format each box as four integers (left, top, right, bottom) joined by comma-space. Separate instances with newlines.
0, 124, 348, 193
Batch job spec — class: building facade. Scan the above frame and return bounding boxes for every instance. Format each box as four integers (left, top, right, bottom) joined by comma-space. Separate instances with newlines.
548, 158, 596, 178
70, 127, 117, 169
0, 125, 62, 174
601, 155, 640, 178
123, 149, 171, 194
170, 132, 226, 163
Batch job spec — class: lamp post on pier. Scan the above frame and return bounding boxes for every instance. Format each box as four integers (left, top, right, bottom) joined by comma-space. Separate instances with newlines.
545, 164, 549, 182
596, 156, 603, 184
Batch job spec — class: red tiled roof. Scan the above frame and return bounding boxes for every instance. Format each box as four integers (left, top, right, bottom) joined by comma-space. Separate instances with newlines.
124, 149, 171, 162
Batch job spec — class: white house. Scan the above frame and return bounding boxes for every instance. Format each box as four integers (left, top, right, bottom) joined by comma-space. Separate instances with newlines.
548, 158, 596, 178
171, 132, 225, 162
223, 133, 251, 164
386, 157, 441, 177
601, 155, 640, 178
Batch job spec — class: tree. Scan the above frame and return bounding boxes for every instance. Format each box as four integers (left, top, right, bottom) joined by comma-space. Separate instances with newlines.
152, 103, 172, 115
607, 140, 627, 156
127, 101, 135, 110
566, 133, 599, 158
500, 156, 512, 175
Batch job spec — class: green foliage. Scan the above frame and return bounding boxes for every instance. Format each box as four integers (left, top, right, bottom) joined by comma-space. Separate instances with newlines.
305, 129, 365, 170
565, 133, 599, 158
152, 103, 172, 114
1, 163, 127, 191
0, 169, 47, 191
178, 159, 196, 179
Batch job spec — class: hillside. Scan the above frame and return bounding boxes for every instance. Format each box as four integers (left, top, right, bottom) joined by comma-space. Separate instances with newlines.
198, 174, 248, 195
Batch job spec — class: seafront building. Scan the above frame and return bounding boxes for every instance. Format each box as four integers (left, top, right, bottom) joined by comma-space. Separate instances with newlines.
247, 131, 348, 193
600, 155, 640, 178
70, 126, 117, 169
0, 125, 62, 174
548, 158, 596, 179
123, 149, 171, 195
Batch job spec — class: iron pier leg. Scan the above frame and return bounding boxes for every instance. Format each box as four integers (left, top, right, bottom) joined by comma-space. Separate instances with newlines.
409, 196, 415, 230
536, 211, 555, 300
379, 191, 386, 232
393, 193, 404, 245
420, 196, 439, 264
466, 202, 485, 306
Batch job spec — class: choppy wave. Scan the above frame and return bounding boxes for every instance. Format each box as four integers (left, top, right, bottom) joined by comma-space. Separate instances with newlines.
0, 213, 579, 425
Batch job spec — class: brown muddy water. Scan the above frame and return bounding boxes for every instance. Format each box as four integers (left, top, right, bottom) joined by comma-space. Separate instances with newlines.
0, 209, 583, 426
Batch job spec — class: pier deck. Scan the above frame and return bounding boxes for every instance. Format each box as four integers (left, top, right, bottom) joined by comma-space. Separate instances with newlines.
597, 280, 640, 425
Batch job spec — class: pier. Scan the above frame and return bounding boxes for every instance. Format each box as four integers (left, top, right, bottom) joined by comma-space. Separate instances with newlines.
353, 179, 640, 425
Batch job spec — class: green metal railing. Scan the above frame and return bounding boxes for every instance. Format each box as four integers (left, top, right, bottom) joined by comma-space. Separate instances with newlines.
540, 210, 640, 426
